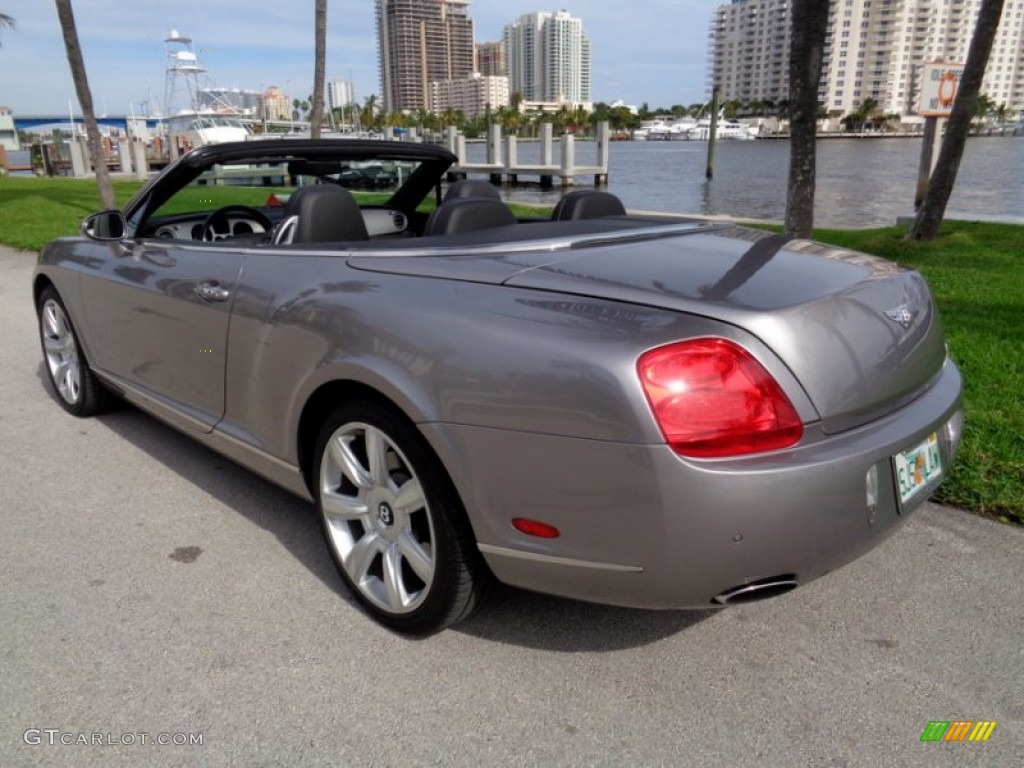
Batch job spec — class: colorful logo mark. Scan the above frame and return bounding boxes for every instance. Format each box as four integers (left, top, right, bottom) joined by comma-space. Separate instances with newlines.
920, 721, 997, 742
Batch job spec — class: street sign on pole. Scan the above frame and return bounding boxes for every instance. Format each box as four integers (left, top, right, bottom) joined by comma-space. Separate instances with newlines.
914, 61, 964, 211
918, 62, 964, 117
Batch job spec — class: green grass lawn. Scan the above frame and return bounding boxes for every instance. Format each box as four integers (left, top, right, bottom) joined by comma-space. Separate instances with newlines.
0, 177, 145, 251
2, 176, 1020, 522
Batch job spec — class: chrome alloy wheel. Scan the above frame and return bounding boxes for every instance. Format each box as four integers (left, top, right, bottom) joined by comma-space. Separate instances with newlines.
319, 421, 436, 615
41, 298, 82, 405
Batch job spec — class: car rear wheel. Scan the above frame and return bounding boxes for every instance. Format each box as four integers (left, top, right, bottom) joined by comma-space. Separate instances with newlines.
38, 286, 107, 417
314, 401, 490, 633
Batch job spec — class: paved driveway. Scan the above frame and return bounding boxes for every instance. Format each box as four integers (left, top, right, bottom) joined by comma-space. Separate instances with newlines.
1, 245, 1021, 767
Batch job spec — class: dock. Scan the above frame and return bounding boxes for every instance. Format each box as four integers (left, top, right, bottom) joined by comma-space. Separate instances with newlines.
10, 120, 613, 188
443, 122, 610, 188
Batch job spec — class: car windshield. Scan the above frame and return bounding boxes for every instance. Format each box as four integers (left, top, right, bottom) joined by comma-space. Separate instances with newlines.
150, 156, 427, 220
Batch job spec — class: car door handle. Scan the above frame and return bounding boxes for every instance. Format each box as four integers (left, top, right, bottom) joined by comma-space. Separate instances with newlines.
195, 282, 231, 302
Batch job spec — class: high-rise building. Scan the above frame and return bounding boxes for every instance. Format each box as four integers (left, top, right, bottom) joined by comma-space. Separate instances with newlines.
376, 0, 475, 112
430, 73, 510, 116
476, 41, 507, 77
327, 79, 355, 111
504, 11, 592, 107
262, 86, 291, 121
707, 0, 791, 107
709, 0, 1024, 119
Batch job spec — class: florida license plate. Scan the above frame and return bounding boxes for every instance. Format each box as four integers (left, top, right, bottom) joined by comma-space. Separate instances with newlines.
893, 432, 943, 509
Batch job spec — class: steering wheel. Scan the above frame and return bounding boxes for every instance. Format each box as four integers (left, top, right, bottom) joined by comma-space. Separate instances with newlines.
199, 205, 274, 242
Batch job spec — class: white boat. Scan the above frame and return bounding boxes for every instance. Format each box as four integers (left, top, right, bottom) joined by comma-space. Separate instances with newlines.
633, 119, 670, 141
648, 118, 699, 141
160, 30, 253, 148
681, 116, 759, 141
162, 111, 252, 148
666, 117, 698, 140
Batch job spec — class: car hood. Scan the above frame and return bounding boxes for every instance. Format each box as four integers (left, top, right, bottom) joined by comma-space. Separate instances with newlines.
350, 226, 947, 433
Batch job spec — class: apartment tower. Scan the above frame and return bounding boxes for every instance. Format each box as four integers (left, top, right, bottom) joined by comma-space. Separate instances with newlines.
709, 0, 1024, 119
504, 11, 592, 107
376, 0, 475, 112
476, 41, 507, 77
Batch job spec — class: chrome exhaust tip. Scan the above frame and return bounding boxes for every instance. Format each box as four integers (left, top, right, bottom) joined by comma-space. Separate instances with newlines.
712, 575, 798, 605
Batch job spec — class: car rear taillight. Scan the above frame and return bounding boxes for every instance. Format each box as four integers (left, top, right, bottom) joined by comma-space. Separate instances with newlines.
637, 338, 803, 458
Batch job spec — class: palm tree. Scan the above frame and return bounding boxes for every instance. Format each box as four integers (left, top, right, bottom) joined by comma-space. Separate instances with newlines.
509, 91, 524, 115
385, 110, 405, 132
359, 95, 378, 131
412, 107, 435, 137
973, 92, 993, 128
489, 105, 513, 134
993, 102, 1009, 125
553, 105, 573, 134
858, 97, 880, 130
909, 0, 1006, 240
572, 105, 591, 135
0, 11, 15, 45
440, 106, 460, 128
784, 0, 831, 238
54, 0, 115, 209
309, 0, 326, 138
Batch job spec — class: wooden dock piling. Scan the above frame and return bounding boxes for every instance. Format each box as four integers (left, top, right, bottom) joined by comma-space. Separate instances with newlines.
449, 121, 611, 188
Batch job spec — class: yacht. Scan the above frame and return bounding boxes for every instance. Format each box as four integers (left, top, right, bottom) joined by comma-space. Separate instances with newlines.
681, 116, 759, 141
162, 111, 252, 148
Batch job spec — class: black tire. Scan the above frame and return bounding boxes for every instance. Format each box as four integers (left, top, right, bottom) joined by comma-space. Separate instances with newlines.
313, 401, 491, 634
38, 286, 108, 417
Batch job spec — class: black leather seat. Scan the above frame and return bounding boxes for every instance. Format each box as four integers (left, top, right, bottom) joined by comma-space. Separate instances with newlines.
274, 185, 369, 244
423, 198, 517, 236
443, 179, 502, 201
551, 190, 627, 221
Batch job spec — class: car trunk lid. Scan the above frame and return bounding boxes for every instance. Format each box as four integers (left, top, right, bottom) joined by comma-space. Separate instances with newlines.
349, 225, 946, 434
503, 228, 946, 433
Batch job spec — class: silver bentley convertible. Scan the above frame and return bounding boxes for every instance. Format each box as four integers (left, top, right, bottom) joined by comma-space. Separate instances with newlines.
34, 140, 963, 633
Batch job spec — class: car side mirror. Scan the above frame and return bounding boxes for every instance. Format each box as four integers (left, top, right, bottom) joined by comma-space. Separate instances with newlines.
82, 211, 126, 242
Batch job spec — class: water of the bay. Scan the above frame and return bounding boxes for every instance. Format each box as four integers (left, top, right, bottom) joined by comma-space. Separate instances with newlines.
464, 136, 1024, 227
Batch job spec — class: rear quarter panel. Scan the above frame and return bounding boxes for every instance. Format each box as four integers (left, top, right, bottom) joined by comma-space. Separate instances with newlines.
219, 248, 817, 471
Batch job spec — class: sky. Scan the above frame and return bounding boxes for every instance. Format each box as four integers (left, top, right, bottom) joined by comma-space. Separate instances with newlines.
0, 0, 716, 117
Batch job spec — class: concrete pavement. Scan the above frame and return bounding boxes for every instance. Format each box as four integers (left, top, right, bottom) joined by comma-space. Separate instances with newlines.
1, 244, 1021, 767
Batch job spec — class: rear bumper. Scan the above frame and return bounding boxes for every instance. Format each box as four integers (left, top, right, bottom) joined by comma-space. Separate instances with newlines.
424, 359, 963, 609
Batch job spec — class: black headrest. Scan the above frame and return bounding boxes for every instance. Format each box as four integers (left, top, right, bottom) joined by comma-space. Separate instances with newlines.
551, 190, 627, 221
423, 198, 518, 236
282, 184, 368, 243
444, 179, 502, 201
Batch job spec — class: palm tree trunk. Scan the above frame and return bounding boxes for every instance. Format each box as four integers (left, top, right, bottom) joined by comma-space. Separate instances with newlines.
309, 0, 327, 139
54, 0, 115, 210
908, 0, 1006, 241
784, 0, 831, 238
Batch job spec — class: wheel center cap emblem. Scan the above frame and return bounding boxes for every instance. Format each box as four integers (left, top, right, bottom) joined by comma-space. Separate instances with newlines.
378, 502, 394, 527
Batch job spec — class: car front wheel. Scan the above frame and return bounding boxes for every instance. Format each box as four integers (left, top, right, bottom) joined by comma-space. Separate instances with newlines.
314, 402, 490, 633
38, 286, 107, 417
